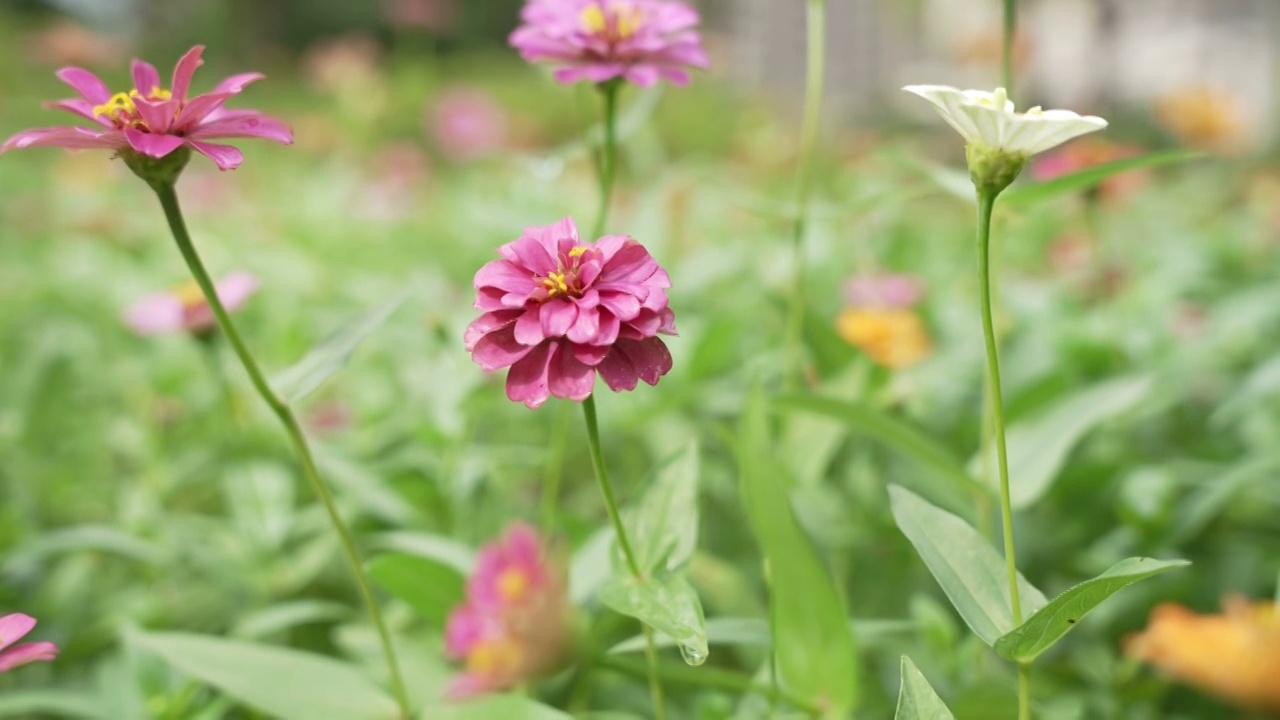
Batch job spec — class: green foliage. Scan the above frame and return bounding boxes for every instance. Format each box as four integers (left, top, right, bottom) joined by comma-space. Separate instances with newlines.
895, 656, 955, 720
367, 553, 466, 627
273, 292, 408, 402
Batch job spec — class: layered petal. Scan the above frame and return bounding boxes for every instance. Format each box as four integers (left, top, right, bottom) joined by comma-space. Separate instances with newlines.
903, 84, 1107, 156
1, 126, 120, 154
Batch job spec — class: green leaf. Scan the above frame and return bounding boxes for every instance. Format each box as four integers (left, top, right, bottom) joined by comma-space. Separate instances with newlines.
895, 656, 955, 720
888, 485, 1047, 646
423, 694, 571, 720
368, 553, 466, 627
273, 292, 408, 402
630, 441, 700, 574
1002, 150, 1201, 206
777, 394, 983, 512
367, 530, 476, 574
0, 691, 100, 718
739, 387, 858, 714
231, 600, 351, 639
607, 616, 916, 654
599, 572, 708, 665
131, 631, 397, 720
994, 557, 1190, 662
970, 375, 1152, 508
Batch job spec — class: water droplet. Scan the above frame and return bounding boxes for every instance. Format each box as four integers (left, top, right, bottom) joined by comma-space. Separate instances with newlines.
679, 643, 708, 666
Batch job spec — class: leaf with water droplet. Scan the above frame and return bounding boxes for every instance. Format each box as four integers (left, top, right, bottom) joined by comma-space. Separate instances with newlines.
599, 571, 708, 666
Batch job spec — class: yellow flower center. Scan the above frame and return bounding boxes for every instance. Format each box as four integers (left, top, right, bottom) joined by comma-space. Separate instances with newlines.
581, 2, 643, 41
497, 569, 530, 602
92, 86, 174, 124
541, 272, 571, 298
835, 309, 932, 370
536, 245, 594, 300
465, 637, 523, 678
172, 280, 207, 310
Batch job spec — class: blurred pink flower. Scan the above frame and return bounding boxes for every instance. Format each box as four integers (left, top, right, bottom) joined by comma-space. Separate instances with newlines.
465, 217, 676, 409
124, 272, 258, 336
444, 523, 570, 699
383, 0, 460, 32
1032, 138, 1145, 201
428, 87, 508, 162
844, 273, 923, 310
0, 614, 58, 673
510, 0, 709, 87
0, 46, 291, 171
358, 142, 432, 221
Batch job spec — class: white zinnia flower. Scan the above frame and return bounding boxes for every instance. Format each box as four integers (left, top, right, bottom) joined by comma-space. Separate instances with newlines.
902, 85, 1107, 156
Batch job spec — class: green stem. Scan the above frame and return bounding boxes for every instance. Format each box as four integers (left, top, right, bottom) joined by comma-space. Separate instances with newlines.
596, 654, 821, 715
151, 183, 411, 720
581, 395, 665, 719
783, 0, 826, 389
593, 81, 621, 239
1002, 0, 1016, 92
977, 190, 1028, 718
1018, 662, 1032, 720
540, 402, 570, 533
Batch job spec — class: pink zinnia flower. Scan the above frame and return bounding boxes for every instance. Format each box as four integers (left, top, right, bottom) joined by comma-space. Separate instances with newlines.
124, 271, 258, 336
0, 45, 292, 171
843, 273, 924, 310
444, 523, 570, 699
428, 87, 508, 162
509, 0, 709, 87
465, 218, 676, 409
0, 613, 59, 673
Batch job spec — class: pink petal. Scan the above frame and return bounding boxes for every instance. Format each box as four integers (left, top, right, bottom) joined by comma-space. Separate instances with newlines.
1, 126, 120, 154
598, 291, 640, 322
505, 341, 555, 409
212, 72, 265, 95
133, 98, 178, 134
55, 67, 112, 104
0, 642, 58, 672
540, 301, 577, 338
572, 342, 610, 367
175, 92, 236, 128
0, 614, 36, 650
474, 259, 538, 296
514, 308, 545, 346
548, 342, 595, 401
190, 113, 293, 145
132, 59, 162, 95
464, 310, 520, 351
124, 128, 185, 158
470, 325, 536, 371
215, 271, 259, 312
446, 672, 497, 701
123, 294, 186, 335
566, 306, 600, 344
44, 99, 112, 127
187, 140, 244, 171
624, 64, 662, 88
171, 46, 205, 102
597, 337, 672, 392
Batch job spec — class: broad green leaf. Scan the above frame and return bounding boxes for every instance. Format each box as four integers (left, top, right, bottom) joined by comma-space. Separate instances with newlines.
631, 441, 700, 574
1167, 456, 1280, 545
231, 600, 351, 639
1002, 150, 1201, 206
970, 375, 1152, 508
2, 525, 166, 574
273, 292, 407, 402
366, 530, 476, 574
888, 485, 1047, 646
599, 572, 708, 665
778, 394, 983, 512
367, 553, 466, 627
0, 691, 100, 718
994, 557, 1190, 662
895, 656, 955, 720
424, 694, 571, 720
131, 631, 397, 720
739, 387, 858, 714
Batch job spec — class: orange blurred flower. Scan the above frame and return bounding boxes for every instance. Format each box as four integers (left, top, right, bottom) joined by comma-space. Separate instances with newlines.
1156, 87, 1251, 155
1125, 596, 1280, 712
836, 308, 932, 370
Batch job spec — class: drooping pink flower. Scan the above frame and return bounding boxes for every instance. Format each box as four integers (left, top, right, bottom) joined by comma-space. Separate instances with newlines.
465, 218, 676, 409
444, 523, 570, 699
509, 0, 709, 87
0, 613, 59, 673
124, 271, 258, 336
428, 87, 508, 162
0, 46, 292, 171
843, 273, 924, 310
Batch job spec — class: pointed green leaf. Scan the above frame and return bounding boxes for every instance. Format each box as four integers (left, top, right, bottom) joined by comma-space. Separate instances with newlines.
970, 375, 1152, 508
131, 631, 397, 720
631, 441, 700, 574
424, 694, 571, 719
368, 553, 466, 627
888, 485, 1047, 646
994, 557, 1190, 662
599, 572, 708, 665
1003, 150, 1201, 206
895, 656, 954, 720
273, 292, 407, 402
739, 387, 858, 714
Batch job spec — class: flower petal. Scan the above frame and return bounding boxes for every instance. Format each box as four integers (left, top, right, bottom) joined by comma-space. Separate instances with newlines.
132, 59, 162, 96
0, 642, 58, 672
0, 126, 119, 154
123, 294, 186, 335
189, 113, 293, 145
548, 342, 595, 401
187, 140, 245, 171
55, 67, 112, 104
171, 45, 205, 102
505, 341, 555, 408
470, 324, 536, 371
0, 614, 36, 651
44, 99, 112, 127
124, 128, 185, 158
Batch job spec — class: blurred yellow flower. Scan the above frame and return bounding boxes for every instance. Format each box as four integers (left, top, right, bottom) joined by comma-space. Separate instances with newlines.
1125, 596, 1280, 712
835, 308, 932, 370
1156, 87, 1250, 155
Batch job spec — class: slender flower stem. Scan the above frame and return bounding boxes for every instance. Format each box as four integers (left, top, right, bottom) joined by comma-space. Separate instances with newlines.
783, 0, 826, 389
581, 395, 664, 719
593, 81, 621, 239
1002, 0, 1016, 92
150, 184, 411, 720
977, 190, 1028, 718
596, 654, 822, 715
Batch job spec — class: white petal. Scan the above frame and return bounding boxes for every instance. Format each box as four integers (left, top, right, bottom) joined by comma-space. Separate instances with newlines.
903, 85, 982, 144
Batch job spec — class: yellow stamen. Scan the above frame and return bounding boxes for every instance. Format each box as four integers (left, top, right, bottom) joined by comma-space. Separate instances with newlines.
581, 4, 607, 33
92, 92, 136, 119
466, 638, 523, 677
568, 246, 588, 258
172, 280, 207, 309
541, 272, 571, 297
580, 2, 642, 40
497, 569, 530, 602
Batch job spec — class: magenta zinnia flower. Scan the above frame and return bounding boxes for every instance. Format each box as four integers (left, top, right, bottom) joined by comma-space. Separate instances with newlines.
465, 218, 676, 409
509, 0, 709, 87
0, 46, 291, 171
444, 523, 570, 699
0, 613, 59, 673
124, 271, 258, 336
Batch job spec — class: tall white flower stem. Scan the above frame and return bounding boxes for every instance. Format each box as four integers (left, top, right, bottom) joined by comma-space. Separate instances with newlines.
1003, 0, 1017, 92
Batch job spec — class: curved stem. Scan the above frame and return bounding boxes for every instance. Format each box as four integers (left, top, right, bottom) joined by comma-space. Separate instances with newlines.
977, 190, 1028, 718
1002, 0, 1016, 92
581, 395, 664, 718
151, 184, 411, 720
783, 0, 826, 389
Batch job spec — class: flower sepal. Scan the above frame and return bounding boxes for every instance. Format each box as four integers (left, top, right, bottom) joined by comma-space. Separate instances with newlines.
122, 145, 191, 190
966, 143, 1027, 196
